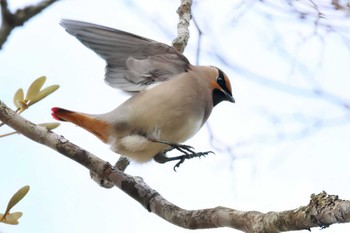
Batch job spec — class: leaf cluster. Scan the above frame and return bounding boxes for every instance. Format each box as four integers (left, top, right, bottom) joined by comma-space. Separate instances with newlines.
0, 76, 60, 137
0, 186, 30, 225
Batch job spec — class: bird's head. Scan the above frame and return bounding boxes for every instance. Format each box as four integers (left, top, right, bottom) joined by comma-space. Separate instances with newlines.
211, 67, 235, 106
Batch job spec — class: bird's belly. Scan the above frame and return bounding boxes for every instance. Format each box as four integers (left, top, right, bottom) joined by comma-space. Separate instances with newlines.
109, 113, 204, 162
110, 134, 169, 162
164, 114, 203, 142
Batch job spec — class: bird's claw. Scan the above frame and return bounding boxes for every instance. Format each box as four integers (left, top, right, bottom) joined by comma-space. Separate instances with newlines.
168, 143, 195, 154
172, 150, 214, 171
151, 139, 215, 171
173, 158, 185, 171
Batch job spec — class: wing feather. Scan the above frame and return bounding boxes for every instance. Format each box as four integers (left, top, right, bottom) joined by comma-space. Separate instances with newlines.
60, 19, 190, 92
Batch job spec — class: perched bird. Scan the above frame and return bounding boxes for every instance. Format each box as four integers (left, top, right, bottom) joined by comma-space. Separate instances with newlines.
52, 19, 235, 170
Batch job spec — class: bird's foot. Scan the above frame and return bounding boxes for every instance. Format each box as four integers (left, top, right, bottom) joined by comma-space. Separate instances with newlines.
153, 142, 214, 171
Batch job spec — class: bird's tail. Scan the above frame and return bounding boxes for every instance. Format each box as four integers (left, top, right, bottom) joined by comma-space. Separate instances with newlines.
51, 107, 110, 143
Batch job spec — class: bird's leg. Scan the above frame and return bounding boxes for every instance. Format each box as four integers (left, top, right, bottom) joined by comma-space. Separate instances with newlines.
151, 138, 214, 171
154, 151, 213, 171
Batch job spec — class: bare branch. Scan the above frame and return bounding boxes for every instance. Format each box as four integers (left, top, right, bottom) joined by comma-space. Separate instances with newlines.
151, 192, 350, 232
172, 0, 192, 53
1, 99, 350, 232
331, 0, 350, 11
192, 15, 202, 66
0, 0, 58, 49
90, 156, 130, 189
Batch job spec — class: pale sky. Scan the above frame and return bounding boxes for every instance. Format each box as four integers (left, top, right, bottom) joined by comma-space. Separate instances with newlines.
1, 1, 350, 233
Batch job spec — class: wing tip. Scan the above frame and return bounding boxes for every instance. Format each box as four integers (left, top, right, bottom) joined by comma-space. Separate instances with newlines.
59, 19, 88, 32
59, 19, 72, 28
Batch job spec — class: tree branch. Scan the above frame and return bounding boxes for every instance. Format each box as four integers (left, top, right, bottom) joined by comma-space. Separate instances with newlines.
172, 0, 192, 53
0, 0, 58, 49
1, 99, 350, 232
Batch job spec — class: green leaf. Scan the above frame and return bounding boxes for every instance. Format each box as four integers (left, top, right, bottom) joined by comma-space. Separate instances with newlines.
25, 76, 46, 101
16, 100, 28, 112
13, 88, 24, 109
28, 84, 59, 106
4, 185, 30, 215
0, 212, 22, 225
38, 122, 60, 130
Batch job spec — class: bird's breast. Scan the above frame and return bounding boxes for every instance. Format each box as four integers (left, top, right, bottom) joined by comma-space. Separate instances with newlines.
124, 77, 207, 141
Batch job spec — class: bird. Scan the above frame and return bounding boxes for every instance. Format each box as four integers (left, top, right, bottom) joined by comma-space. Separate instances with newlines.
52, 19, 235, 170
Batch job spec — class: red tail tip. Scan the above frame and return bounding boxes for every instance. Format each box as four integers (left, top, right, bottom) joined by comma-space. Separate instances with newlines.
51, 107, 66, 121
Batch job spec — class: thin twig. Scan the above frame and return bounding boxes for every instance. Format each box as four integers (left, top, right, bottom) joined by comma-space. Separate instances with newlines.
0, 0, 58, 49
0, 131, 18, 138
192, 15, 202, 66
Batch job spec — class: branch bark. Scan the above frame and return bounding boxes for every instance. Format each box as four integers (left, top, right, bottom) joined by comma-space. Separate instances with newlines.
0, 0, 58, 49
1, 99, 350, 232
172, 0, 192, 53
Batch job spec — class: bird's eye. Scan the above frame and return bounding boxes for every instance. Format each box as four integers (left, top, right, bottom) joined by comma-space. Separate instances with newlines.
216, 69, 226, 88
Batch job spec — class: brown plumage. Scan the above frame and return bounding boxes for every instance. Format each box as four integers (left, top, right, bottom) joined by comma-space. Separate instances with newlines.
52, 20, 234, 168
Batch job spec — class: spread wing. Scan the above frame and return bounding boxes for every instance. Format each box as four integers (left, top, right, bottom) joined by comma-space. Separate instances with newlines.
60, 19, 190, 92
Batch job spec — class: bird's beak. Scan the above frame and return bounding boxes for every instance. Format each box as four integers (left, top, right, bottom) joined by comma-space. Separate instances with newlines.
224, 90, 235, 103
